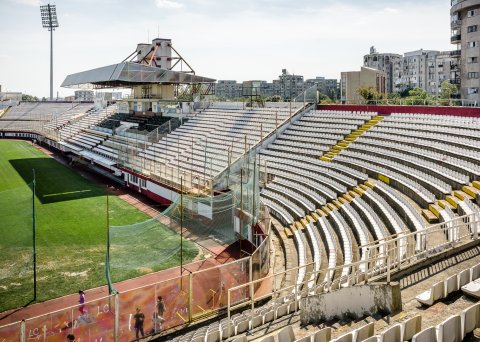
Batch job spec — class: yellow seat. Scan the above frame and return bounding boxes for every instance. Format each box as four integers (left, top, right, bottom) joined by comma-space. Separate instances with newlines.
472, 181, 480, 190
296, 221, 305, 231
359, 184, 369, 191
454, 190, 473, 201
438, 200, 456, 211
463, 186, 480, 199
354, 187, 364, 195
428, 204, 442, 218
284, 227, 294, 238
364, 181, 374, 188
333, 200, 343, 208
446, 195, 460, 209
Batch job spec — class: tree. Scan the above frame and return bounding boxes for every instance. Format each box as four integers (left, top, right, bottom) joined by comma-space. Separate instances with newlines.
318, 93, 334, 104
405, 87, 433, 105
265, 95, 282, 102
21, 94, 39, 101
439, 81, 457, 104
356, 86, 385, 104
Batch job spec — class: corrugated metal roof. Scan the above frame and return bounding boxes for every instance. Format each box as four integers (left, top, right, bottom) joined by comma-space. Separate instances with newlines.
61, 62, 215, 88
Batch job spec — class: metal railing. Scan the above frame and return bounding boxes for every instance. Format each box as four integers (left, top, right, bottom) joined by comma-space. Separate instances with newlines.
340, 98, 480, 107
226, 213, 480, 323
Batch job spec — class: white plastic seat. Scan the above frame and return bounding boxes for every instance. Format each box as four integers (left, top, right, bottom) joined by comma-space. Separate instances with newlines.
277, 326, 296, 342
436, 315, 461, 342
416, 282, 444, 306
354, 322, 375, 342
332, 332, 353, 342
313, 327, 332, 342
251, 315, 263, 329
444, 275, 459, 297
461, 278, 480, 298
457, 269, 471, 288
402, 315, 422, 342
412, 327, 437, 342
380, 324, 401, 342
461, 302, 480, 338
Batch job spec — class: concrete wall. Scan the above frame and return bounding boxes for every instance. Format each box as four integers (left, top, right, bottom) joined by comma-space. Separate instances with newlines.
300, 282, 402, 325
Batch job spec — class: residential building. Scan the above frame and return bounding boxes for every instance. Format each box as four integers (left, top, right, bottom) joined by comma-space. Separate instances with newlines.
340, 67, 386, 103
451, 0, 480, 100
304, 77, 339, 100
278, 69, 304, 100
363, 47, 402, 93
393, 49, 440, 93
215, 80, 242, 99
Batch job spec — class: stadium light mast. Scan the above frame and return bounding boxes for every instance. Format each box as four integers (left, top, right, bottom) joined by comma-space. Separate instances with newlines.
40, 4, 59, 101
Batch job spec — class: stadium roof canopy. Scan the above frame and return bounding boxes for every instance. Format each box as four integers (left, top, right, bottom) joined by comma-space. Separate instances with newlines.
61, 62, 216, 89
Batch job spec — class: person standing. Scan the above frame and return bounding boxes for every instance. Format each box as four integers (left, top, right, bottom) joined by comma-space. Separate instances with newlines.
134, 308, 145, 340
78, 290, 86, 315
157, 296, 166, 318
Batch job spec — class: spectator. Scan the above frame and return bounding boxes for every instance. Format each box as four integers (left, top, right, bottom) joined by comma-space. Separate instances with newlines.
157, 296, 166, 318
134, 307, 145, 340
78, 290, 86, 315
66, 334, 75, 341
151, 312, 165, 334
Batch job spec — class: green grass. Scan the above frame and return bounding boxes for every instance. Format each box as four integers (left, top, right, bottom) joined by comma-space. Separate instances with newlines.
0, 140, 198, 313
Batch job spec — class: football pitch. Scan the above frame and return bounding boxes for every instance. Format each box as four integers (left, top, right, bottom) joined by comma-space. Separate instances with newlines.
0, 140, 198, 313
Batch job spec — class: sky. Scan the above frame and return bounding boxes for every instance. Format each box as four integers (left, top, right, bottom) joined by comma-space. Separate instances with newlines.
0, 0, 453, 98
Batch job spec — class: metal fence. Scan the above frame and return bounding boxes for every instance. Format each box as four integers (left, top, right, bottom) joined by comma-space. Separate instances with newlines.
0, 204, 271, 342
341, 98, 480, 107
227, 213, 480, 318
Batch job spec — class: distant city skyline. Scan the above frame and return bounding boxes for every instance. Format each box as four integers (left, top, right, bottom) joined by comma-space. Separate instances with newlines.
0, 0, 452, 98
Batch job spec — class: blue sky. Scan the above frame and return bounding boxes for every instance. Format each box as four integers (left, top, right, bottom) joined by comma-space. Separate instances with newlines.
0, 0, 452, 97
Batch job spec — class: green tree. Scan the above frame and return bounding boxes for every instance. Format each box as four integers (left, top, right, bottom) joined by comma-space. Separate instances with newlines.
405, 87, 433, 105
439, 81, 457, 105
318, 93, 334, 104
21, 94, 39, 101
265, 95, 282, 102
356, 86, 385, 104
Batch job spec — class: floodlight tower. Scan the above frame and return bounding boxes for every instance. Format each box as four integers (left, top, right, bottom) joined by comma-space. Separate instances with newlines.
40, 4, 59, 101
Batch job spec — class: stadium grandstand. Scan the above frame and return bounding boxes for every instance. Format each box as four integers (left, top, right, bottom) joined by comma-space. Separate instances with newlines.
1, 38, 480, 342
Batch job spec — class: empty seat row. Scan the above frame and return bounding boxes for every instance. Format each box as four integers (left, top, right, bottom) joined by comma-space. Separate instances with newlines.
416, 263, 480, 306
411, 302, 480, 342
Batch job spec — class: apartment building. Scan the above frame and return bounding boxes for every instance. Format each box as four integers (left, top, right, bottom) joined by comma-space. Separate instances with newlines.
451, 0, 480, 100
341, 67, 387, 103
363, 47, 402, 93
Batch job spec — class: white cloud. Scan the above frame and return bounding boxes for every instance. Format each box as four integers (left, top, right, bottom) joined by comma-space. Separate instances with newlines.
155, 0, 183, 9
10, 0, 40, 6
384, 7, 399, 13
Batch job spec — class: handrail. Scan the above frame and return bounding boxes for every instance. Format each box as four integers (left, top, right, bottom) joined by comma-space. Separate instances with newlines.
339, 98, 480, 107
226, 212, 480, 324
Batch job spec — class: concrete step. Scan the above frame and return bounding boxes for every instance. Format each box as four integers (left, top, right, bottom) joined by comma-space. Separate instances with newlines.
422, 209, 438, 224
